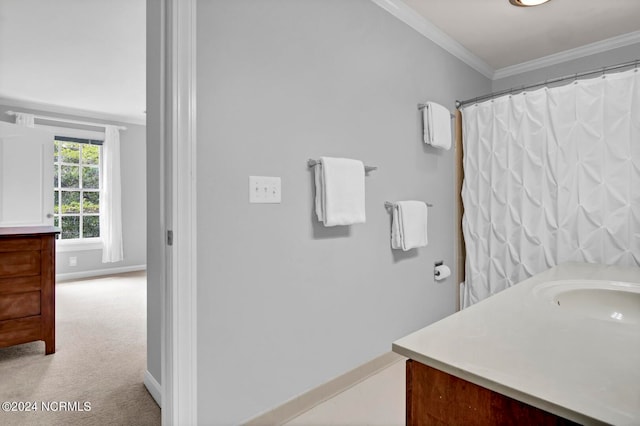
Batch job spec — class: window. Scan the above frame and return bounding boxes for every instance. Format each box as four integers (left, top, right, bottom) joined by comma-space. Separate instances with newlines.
53, 136, 102, 241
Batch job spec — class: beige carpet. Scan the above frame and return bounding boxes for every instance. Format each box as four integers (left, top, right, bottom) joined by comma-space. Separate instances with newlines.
0, 271, 160, 426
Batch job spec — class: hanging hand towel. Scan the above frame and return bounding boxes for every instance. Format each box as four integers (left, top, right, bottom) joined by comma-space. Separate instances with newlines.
314, 157, 366, 226
391, 201, 428, 251
423, 102, 452, 150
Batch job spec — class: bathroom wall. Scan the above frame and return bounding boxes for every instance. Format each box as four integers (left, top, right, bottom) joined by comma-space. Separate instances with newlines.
196, 0, 490, 423
492, 42, 640, 92
0, 104, 147, 278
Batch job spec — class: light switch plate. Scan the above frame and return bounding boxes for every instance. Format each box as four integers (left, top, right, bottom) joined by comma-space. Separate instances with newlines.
249, 176, 281, 204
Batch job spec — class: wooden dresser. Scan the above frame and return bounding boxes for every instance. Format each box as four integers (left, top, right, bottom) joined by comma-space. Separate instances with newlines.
0, 226, 59, 354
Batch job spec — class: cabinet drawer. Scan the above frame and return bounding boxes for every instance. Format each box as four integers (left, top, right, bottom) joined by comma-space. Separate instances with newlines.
0, 291, 41, 321
0, 251, 40, 278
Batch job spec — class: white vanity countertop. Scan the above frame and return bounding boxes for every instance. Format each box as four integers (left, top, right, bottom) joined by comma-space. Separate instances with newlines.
392, 262, 640, 426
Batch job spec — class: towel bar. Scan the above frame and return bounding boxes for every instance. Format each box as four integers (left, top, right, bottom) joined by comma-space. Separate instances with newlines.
385, 201, 433, 208
417, 103, 455, 119
307, 159, 377, 173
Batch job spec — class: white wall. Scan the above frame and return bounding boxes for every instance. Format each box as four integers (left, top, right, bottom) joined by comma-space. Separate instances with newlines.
492, 43, 640, 92
0, 104, 147, 278
195, 1, 490, 423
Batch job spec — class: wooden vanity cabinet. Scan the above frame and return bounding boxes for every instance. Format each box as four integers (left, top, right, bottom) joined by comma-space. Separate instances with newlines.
0, 226, 59, 354
406, 360, 579, 426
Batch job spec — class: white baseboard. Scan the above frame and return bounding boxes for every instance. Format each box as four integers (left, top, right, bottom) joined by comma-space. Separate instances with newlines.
144, 370, 162, 408
56, 264, 147, 282
243, 351, 405, 426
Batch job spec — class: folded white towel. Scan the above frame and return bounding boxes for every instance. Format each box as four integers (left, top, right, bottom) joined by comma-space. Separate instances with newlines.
423, 102, 452, 150
391, 201, 428, 251
314, 157, 366, 226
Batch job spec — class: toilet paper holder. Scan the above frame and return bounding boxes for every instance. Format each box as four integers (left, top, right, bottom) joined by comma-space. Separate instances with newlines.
434, 261, 451, 281
434, 261, 443, 278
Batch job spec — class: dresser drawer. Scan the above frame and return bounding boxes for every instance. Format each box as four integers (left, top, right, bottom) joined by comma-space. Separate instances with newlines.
0, 291, 40, 321
0, 251, 40, 278
0, 316, 42, 348
0, 237, 41, 252
0, 276, 41, 295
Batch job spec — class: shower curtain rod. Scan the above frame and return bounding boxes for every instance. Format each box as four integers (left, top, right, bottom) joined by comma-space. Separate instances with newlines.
455, 58, 640, 109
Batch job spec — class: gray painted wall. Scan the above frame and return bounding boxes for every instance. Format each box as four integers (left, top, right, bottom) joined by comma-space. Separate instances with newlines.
492, 43, 640, 92
0, 104, 147, 277
195, 0, 490, 423
145, 0, 163, 385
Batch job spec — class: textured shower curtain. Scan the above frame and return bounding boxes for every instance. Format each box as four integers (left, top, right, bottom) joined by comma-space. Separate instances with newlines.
461, 68, 640, 308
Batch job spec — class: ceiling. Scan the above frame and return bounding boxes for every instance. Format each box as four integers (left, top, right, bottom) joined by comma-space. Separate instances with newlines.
399, 0, 640, 71
0, 0, 145, 124
0, 0, 639, 122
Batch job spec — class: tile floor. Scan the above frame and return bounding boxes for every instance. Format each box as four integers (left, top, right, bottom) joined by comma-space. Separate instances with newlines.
284, 358, 406, 426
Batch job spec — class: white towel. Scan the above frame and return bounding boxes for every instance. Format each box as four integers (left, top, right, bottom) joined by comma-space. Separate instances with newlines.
314, 157, 366, 226
391, 201, 428, 251
423, 102, 452, 150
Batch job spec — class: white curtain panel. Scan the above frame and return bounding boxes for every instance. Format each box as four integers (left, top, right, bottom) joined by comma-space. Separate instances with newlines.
100, 125, 124, 263
461, 68, 640, 307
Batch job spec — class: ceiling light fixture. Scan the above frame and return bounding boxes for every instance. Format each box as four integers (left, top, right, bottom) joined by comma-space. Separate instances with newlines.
509, 0, 551, 6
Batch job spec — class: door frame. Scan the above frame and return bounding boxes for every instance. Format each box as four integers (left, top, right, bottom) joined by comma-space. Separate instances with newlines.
160, 0, 198, 424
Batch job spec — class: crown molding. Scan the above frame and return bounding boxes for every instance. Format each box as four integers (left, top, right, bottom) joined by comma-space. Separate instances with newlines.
493, 30, 640, 80
0, 97, 146, 126
370, 0, 494, 79
370, 1, 640, 82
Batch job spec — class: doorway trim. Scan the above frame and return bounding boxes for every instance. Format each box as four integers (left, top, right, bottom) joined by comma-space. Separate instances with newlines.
162, 0, 197, 424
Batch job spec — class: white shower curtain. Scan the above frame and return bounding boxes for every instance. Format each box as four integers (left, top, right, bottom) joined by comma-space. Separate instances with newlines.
100, 125, 123, 263
461, 68, 640, 308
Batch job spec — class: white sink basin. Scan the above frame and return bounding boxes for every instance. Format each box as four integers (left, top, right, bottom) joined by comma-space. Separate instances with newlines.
534, 280, 640, 324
